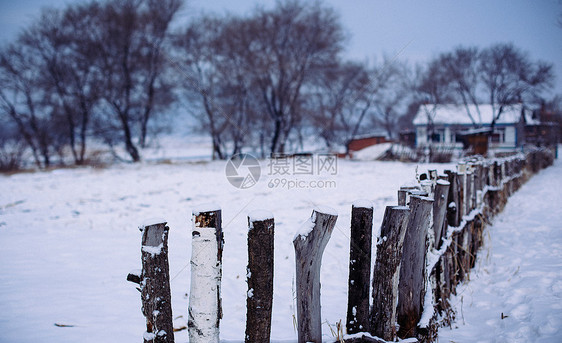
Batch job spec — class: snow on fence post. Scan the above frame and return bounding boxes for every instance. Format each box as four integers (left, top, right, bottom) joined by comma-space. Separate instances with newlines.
370, 206, 410, 341
245, 210, 275, 343
397, 195, 433, 339
139, 220, 175, 343
189, 205, 223, 343
346, 201, 374, 334
293, 207, 338, 343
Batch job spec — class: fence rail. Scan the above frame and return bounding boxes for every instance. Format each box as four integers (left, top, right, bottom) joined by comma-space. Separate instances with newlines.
127, 147, 556, 343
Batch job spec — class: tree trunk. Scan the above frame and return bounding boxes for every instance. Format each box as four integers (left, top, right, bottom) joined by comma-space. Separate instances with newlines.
119, 112, 140, 162
245, 211, 274, 343
189, 207, 223, 343
293, 208, 338, 343
270, 117, 282, 155
346, 203, 374, 334
370, 206, 410, 341
139, 221, 175, 343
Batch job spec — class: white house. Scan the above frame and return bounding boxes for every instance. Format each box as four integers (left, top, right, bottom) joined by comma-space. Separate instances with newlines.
413, 104, 538, 150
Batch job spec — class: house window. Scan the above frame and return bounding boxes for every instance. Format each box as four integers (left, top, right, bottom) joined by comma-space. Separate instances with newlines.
491, 128, 505, 143
430, 133, 440, 142
429, 129, 445, 143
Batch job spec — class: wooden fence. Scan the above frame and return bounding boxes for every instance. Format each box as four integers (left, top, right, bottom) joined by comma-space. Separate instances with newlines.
127, 147, 555, 343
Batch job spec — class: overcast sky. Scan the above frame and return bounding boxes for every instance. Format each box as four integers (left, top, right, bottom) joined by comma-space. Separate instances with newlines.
1, 0, 561, 93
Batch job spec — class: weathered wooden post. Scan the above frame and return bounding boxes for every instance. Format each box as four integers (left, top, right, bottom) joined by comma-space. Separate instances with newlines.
346, 201, 374, 334
397, 195, 433, 338
189, 206, 223, 343
420, 179, 434, 197
464, 166, 473, 215
469, 168, 475, 212
398, 185, 419, 206
293, 207, 338, 343
136, 220, 175, 343
445, 170, 460, 227
370, 206, 410, 341
398, 189, 408, 207
457, 164, 467, 219
245, 210, 275, 343
433, 180, 450, 249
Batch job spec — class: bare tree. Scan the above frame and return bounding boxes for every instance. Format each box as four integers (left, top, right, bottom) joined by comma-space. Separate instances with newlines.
93, 0, 181, 162
479, 43, 554, 130
308, 60, 371, 152
0, 44, 54, 168
172, 15, 233, 160
237, 1, 346, 154
412, 60, 455, 143
439, 46, 482, 125
15, 7, 103, 165
369, 57, 413, 140
173, 1, 346, 157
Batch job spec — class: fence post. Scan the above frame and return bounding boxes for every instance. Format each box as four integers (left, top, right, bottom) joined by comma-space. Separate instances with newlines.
245, 211, 275, 343
433, 180, 450, 249
189, 206, 223, 343
293, 207, 338, 343
138, 220, 175, 343
398, 186, 419, 206
468, 167, 476, 211
346, 201, 374, 334
397, 195, 433, 338
370, 206, 410, 341
445, 170, 460, 227
457, 163, 467, 219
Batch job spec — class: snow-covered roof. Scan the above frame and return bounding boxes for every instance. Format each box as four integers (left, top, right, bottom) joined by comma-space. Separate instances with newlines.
351, 131, 389, 140
413, 104, 538, 126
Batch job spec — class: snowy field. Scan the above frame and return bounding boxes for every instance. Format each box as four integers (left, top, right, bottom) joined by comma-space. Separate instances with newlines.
0, 150, 449, 343
0, 146, 560, 342
438, 154, 562, 343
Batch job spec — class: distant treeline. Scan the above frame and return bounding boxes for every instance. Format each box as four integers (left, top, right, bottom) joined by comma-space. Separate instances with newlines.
0, 0, 559, 169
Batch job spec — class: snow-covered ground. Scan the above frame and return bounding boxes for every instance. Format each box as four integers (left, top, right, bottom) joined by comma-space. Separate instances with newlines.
439, 155, 562, 343
0, 142, 559, 343
0, 149, 450, 343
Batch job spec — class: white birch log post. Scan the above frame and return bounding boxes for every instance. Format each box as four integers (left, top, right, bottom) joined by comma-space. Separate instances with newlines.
370, 206, 410, 341
346, 201, 374, 334
397, 195, 433, 338
139, 220, 175, 343
189, 205, 223, 343
293, 207, 338, 343
245, 210, 275, 343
